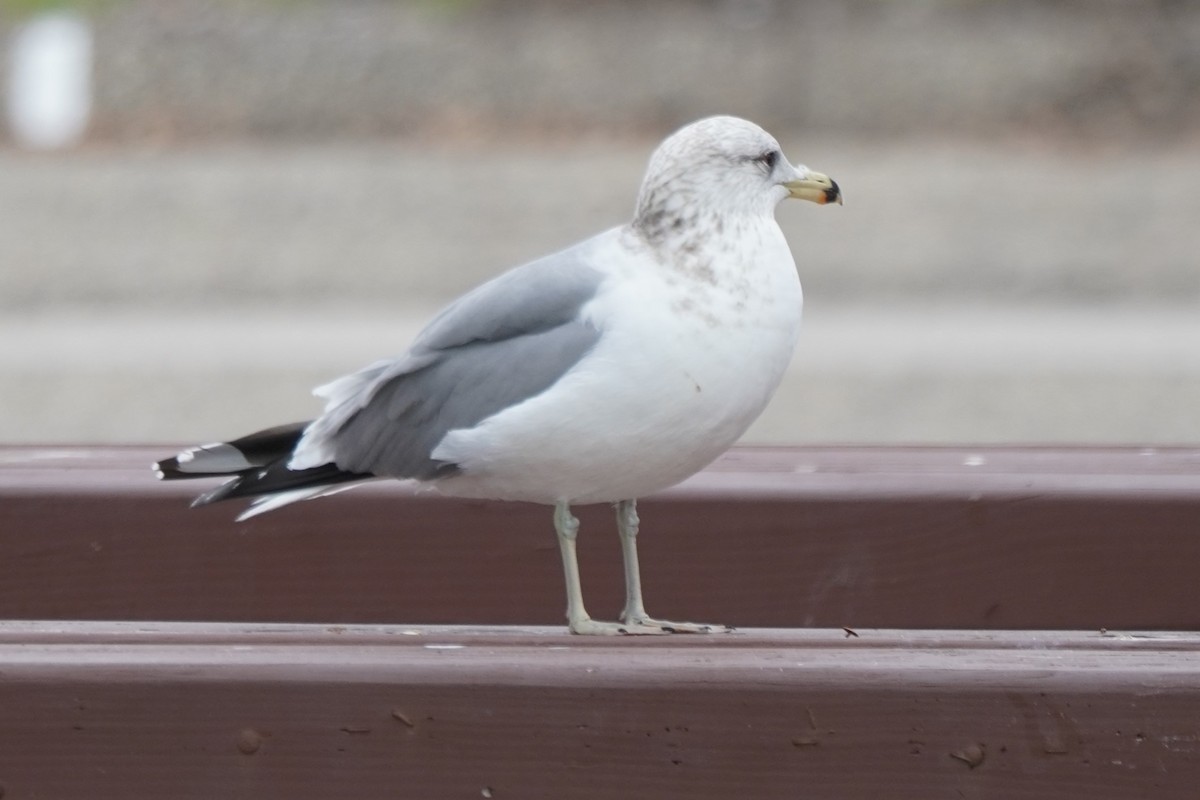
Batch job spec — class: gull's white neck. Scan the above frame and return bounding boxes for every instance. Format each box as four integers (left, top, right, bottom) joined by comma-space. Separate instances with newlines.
629, 199, 792, 289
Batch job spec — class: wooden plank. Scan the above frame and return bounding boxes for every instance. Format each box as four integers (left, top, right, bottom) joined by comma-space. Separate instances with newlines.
0, 621, 1198, 799
1, 445, 1199, 629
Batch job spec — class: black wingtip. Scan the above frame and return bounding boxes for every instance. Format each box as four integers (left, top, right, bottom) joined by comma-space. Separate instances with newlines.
153, 458, 180, 480
154, 420, 367, 513
153, 456, 244, 481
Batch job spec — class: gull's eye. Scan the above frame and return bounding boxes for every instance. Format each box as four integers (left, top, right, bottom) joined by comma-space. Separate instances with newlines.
754, 150, 779, 170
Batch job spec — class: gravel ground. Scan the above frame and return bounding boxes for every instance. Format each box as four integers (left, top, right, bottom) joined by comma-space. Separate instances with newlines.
6, 0, 1196, 143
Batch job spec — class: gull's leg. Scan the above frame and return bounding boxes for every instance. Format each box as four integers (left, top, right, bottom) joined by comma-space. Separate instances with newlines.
615, 499, 731, 634
614, 499, 650, 623
554, 501, 666, 635
554, 503, 648, 633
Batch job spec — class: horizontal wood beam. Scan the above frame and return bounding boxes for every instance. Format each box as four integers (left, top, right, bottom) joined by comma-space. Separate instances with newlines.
4, 448, 1199, 797
0, 621, 1198, 799
2, 445, 1199, 629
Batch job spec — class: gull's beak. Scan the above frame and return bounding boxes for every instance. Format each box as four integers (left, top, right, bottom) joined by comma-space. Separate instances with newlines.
784, 171, 842, 206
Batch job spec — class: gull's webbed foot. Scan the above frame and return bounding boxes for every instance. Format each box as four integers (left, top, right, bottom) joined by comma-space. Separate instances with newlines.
568, 617, 676, 636
558, 499, 735, 636
618, 613, 734, 634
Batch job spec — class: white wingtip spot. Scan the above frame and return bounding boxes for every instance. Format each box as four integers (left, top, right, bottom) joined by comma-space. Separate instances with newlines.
174, 443, 254, 474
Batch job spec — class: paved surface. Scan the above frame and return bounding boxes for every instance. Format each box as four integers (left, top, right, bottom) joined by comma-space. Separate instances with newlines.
5, 304, 1200, 445
9, 300, 1200, 445
6, 139, 1199, 310
4, 140, 1198, 444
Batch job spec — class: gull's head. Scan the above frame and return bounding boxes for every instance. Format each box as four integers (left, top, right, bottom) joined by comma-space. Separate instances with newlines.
634, 115, 841, 237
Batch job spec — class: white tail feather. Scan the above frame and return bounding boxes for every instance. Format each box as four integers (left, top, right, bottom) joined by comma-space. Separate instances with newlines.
235, 481, 369, 521
292, 354, 432, 470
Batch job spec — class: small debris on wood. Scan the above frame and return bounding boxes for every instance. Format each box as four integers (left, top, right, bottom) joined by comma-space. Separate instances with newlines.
950, 743, 985, 769
236, 728, 263, 755
1042, 734, 1069, 755
793, 706, 821, 745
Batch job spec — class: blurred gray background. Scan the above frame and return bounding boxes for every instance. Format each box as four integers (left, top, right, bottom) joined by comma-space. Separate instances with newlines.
2, 0, 1198, 445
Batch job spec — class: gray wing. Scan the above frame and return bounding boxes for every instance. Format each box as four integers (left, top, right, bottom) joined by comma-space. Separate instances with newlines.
411, 248, 606, 353
296, 244, 607, 481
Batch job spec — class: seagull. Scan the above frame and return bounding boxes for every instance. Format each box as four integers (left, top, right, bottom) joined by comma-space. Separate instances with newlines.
155, 115, 841, 635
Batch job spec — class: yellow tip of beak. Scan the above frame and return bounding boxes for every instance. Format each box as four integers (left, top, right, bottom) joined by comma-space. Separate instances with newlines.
784, 171, 842, 206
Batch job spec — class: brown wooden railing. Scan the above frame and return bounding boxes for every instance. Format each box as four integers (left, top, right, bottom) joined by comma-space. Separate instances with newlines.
2, 445, 1198, 798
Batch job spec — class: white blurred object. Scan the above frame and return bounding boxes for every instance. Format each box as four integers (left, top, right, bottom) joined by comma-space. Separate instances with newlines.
6, 11, 93, 150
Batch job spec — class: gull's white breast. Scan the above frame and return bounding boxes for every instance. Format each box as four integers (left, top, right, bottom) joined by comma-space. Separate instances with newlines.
433, 222, 803, 505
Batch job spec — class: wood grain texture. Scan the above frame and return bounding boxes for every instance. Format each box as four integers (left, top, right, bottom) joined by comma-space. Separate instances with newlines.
1, 445, 1198, 628
3, 447, 1200, 798
0, 622, 1198, 799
